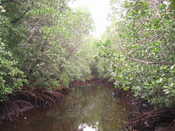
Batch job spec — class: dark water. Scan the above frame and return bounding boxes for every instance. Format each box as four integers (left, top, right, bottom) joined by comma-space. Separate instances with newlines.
1, 86, 128, 131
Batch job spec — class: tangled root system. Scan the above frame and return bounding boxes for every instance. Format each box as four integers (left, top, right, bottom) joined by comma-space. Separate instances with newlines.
0, 88, 66, 122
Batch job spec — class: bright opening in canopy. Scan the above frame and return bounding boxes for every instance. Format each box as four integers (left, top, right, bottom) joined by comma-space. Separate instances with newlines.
69, 0, 111, 38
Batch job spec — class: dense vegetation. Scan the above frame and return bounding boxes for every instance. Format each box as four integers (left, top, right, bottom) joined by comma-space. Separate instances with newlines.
0, 0, 175, 109
95, 0, 175, 107
0, 0, 94, 101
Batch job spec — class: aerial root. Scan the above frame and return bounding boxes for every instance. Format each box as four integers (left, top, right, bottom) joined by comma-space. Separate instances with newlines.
128, 108, 175, 131
0, 88, 66, 122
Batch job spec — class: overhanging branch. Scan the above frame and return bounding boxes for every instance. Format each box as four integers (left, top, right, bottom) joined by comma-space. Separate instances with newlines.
128, 57, 174, 65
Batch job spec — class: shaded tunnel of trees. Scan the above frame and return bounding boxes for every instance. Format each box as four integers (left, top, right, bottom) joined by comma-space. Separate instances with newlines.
1, 0, 175, 130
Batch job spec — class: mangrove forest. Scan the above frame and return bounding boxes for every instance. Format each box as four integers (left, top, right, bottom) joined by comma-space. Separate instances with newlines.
0, 0, 175, 131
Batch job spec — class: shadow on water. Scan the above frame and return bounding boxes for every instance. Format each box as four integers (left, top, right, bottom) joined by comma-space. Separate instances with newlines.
1, 86, 129, 131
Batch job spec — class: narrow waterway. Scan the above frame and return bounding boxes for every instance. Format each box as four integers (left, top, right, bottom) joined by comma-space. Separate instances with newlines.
1, 85, 129, 131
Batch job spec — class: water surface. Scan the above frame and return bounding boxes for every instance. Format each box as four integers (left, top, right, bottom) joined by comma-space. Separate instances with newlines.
1, 86, 128, 131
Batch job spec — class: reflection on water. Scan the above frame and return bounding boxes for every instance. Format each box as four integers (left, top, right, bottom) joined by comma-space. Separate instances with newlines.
1, 86, 128, 131
78, 123, 98, 131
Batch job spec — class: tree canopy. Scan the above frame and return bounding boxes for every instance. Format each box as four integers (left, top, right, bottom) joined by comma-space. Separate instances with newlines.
1, 0, 175, 108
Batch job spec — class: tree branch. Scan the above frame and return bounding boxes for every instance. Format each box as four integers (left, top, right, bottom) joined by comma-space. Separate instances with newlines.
128, 57, 174, 65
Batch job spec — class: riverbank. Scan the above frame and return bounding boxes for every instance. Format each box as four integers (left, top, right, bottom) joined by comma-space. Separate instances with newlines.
0, 78, 112, 123
0, 87, 70, 122
0, 83, 129, 131
113, 89, 175, 131
0, 79, 175, 131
